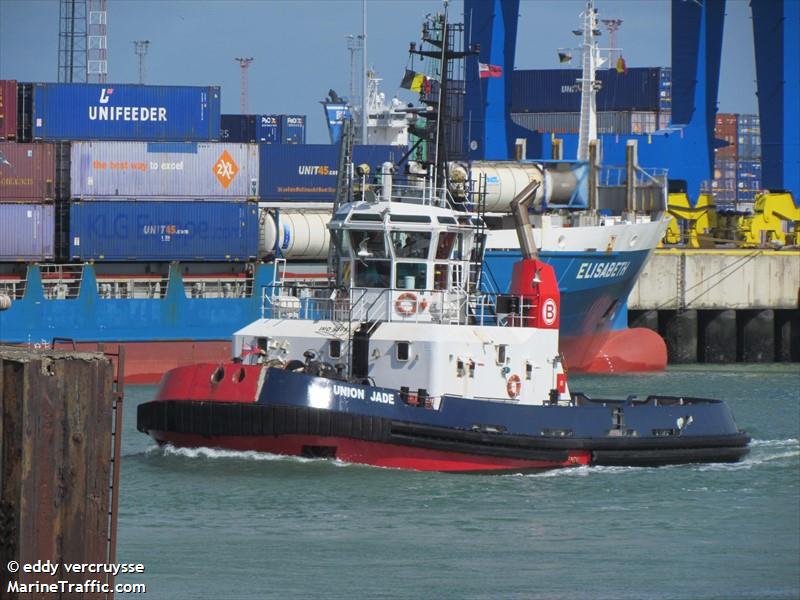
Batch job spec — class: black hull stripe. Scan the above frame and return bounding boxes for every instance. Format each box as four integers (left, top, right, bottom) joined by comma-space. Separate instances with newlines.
138, 400, 750, 464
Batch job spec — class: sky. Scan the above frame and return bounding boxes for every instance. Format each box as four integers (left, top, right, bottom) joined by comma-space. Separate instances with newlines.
0, 0, 758, 143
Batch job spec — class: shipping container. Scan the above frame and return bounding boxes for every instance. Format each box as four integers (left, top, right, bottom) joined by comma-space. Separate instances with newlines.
511, 67, 670, 113
25, 83, 221, 141
0, 142, 56, 201
658, 67, 672, 111
70, 141, 259, 198
220, 114, 280, 143
259, 115, 280, 144
258, 144, 399, 201
738, 136, 761, 159
69, 200, 258, 261
736, 158, 762, 179
714, 157, 737, 181
0, 203, 55, 260
714, 113, 738, 159
511, 110, 662, 135
220, 115, 256, 142
0, 80, 17, 139
736, 113, 760, 133
280, 115, 306, 144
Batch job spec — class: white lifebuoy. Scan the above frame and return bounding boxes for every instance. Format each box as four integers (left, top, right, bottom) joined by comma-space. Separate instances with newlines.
395, 292, 418, 316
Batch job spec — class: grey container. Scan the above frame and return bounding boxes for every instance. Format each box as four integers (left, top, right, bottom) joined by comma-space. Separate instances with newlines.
510, 110, 661, 135
70, 141, 259, 198
0, 202, 54, 260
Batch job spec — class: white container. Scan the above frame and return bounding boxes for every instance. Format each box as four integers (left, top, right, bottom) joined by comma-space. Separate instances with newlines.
70, 141, 259, 198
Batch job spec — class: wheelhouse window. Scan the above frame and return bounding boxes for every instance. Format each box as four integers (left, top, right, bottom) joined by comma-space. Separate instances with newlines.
350, 230, 391, 288
435, 232, 464, 260
391, 231, 431, 259
395, 262, 427, 290
349, 230, 387, 258
354, 260, 391, 288
434, 263, 449, 290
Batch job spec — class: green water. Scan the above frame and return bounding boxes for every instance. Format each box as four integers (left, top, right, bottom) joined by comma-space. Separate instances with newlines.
117, 365, 800, 599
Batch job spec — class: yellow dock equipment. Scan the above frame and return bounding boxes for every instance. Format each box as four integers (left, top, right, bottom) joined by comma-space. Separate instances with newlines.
738, 192, 800, 247
663, 192, 717, 248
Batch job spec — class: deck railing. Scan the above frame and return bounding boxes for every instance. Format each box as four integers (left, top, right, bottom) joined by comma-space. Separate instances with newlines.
260, 283, 543, 329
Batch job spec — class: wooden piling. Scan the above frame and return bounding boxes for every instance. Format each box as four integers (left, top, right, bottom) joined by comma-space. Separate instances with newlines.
0, 346, 120, 600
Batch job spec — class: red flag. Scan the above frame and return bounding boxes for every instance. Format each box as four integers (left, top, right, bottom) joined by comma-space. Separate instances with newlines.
478, 62, 502, 78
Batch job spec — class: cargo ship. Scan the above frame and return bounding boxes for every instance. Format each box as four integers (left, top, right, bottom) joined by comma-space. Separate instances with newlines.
137, 164, 748, 472
0, 133, 667, 383
0, 5, 670, 383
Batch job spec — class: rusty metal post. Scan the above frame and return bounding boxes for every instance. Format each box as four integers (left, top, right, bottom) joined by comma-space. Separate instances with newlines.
551, 137, 563, 160
588, 139, 599, 212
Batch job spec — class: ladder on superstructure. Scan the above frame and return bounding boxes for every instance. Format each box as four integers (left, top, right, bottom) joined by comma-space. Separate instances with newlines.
468, 173, 488, 294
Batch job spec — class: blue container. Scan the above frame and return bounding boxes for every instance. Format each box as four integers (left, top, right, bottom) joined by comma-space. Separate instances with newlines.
258, 144, 399, 201
280, 115, 306, 144
0, 203, 54, 260
69, 200, 258, 261
221, 114, 281, 143
30, 83, 221, 141
512, 67, 668, 113
737, 159, 762, 179
259, 115, 281, 144
658, 67, 672, 110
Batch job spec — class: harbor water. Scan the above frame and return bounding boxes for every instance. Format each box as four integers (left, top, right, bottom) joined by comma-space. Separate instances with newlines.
118, 364, 799, 599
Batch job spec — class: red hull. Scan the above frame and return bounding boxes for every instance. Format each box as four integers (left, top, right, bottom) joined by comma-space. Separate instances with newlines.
65, 341, 232, 384
560, 327, 667, 374
57, 327, 666, 384
152, 431, 591, 473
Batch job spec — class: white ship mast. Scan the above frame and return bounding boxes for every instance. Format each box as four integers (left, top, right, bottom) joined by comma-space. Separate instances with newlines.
576, 0, 603, 161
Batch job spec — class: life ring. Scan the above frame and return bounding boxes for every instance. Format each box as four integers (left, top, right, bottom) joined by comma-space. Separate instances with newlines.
395, 292, 418, 316
506, 374, 522, 398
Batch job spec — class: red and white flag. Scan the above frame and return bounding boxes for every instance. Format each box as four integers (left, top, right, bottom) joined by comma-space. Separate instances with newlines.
478, 62, 502, 78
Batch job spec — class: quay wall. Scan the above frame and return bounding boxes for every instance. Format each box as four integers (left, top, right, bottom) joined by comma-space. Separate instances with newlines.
628, 250, 800, 363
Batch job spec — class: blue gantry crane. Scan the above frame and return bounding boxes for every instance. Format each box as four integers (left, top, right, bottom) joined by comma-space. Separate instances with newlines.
463, 0, 799, 206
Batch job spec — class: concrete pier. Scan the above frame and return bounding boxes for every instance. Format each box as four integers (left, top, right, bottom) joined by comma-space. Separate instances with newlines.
0, 346, 122, 599
629, 249, 800, 363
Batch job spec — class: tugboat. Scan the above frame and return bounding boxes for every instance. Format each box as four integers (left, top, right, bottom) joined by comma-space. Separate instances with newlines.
138, 161, 750, 473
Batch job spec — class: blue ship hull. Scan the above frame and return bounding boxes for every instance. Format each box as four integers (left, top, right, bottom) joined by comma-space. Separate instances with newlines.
0, 248, 660, 381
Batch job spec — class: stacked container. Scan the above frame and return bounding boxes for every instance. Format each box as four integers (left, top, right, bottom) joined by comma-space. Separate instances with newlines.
0, 80, 17, 140
280, 115, 306, 144
737, 114, 761, 160
3, 81, 262, 263
70, 141, 259, 198
0, 141, 57, 260
220, 114, 280, 144
510, 67, 671, 136
713, 113, 761, 206
258, 144, 399, 202
17, 83, 221, 142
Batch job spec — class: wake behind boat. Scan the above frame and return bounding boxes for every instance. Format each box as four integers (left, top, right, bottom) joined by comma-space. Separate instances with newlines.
138, 161, 749, 473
